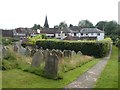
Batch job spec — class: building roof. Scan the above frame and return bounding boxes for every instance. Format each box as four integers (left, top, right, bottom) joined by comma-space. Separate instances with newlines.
56, 27, 73, 33
80, 28, 104, 33
2, 30, 13, 37
40, 28, 57, 34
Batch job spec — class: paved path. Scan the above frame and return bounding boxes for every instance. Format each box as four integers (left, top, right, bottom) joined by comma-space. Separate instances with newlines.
65, 45, 112, 88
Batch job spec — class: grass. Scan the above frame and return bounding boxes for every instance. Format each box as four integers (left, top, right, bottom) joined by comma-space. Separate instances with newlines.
2, 59, 99, 88
95, 46, 118, 88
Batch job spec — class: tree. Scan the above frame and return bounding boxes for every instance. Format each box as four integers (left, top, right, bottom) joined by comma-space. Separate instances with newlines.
78, 20, 94, 28
32, 24, 38, 30
95, 21, 108, 30
32, 24, 42, 30
69, 24, 73, 27
59, 21, 68, 29
37, 24, 41, 29
105, 21, 117, 35
54, 25, 59, 29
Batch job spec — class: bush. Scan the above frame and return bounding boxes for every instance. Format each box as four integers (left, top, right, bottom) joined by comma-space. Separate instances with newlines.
36, 38, 112, 58
2, 37, 18, 45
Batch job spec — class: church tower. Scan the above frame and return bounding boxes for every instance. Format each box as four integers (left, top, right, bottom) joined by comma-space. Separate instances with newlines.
44, 15, 49, 28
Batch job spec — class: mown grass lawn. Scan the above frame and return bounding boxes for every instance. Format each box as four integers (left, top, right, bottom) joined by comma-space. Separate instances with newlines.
2, 59, 99, 88
95, 46, 118, 88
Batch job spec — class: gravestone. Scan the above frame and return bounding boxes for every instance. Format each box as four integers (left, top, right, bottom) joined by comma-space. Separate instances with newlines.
31, 48, 36, 56
63, 50, 71, 57
19, 46, 26, 55
57, 50, 64, 59
77, 51, 82, 55
25, 47, 31, 56
2, 46, 8, 58
31, 50, 43, 67
68, 50, 72, 57
44, 49, 50, 61
63, 50, 68, 57
44, 52, 59, 79
72, 50, 76, 56
13, 45, 19, 53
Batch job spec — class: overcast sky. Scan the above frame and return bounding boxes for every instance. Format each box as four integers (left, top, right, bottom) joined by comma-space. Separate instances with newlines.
0, 0, 119, 29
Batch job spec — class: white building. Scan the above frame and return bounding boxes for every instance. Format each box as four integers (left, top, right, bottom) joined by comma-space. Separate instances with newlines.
79, 28, 104, 40
39, 27, 104, 41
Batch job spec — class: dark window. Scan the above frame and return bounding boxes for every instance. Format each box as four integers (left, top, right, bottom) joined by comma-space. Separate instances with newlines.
58, 33, 60, 36
81, 33, 83, 35
65, 33, 67, 36
97, 33, 100, 35
74, 33, 76, 36
86, 33, 88, 35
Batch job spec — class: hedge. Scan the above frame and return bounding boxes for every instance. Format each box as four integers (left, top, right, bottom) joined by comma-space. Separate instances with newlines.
35, 38, 112, 58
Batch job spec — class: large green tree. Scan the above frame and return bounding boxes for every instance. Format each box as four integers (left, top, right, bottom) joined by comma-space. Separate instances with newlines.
78, 20, 94, 28
105, 21, 117, 35
95, 21, 108, 30
32, 24, 41, 30
59, 21, 68, 29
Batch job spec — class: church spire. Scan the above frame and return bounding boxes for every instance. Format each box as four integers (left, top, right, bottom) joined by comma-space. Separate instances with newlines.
44, 15, 49, 28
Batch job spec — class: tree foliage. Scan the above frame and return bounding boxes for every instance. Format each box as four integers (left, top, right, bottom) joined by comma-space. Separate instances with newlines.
95, 21, 108, 30
59, 21, 68, 29
78, 20, 94, 28
32, 24, 41, 30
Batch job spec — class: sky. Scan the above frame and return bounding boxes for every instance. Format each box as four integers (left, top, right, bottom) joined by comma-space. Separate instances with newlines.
0, 0, 119, 29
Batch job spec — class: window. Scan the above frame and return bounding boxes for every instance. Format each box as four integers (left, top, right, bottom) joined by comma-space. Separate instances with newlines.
86, 33, 88, 35
58, 33, 60, 36
97, 33, 100, 36
91, 33, 93, 35
65, 33, 67, 36
81, 33, 83, 35
74, 33, 76, 36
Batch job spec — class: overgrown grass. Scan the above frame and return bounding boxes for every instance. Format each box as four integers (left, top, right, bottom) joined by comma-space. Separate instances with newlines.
63, 54, 93, 72
2, 45, 31, 70
95, 46, 118, 88
2, 59, 99, 88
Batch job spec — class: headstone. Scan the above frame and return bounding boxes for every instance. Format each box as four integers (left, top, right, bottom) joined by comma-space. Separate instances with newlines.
25, 47, 31, 56
57, 50, 64, 59
31, 48, 36, 56
13, 45, 19, 53
63, 50, 68, 57
77, 51, 82, 55
2, 46, 8, 58
72, 50, 76, 56
44, 52, 59, 78
31, 50, 43, 67
19, 46, 26, 55
68, 50, 72, 57
63, 50, 71, 57
43, 49, 50, 61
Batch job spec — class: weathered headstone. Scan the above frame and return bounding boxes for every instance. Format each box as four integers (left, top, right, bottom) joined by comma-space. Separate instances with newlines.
57, 50, 64, 59
43, 49, 50, 61
72, 50, 76, 56
63, 50, 71, 57
2, 46, 8, 58
13, 45, 19, 53
25, 47, 31, 56
44, 52, 59, 79
19, 46, 26, 55
63, 50, 68, 57
68, 50, 72, 57
31, 48, 36, 56
77, 51, 82, 55
31, 50, 43, 67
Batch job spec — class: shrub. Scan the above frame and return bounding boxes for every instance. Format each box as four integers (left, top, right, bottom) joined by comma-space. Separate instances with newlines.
2, 37, 18, 46
36, 38, 112, 58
